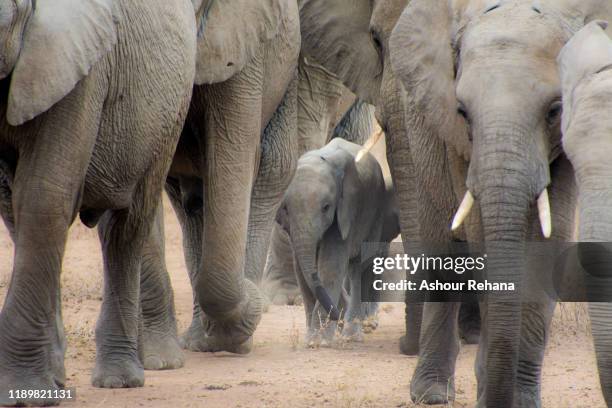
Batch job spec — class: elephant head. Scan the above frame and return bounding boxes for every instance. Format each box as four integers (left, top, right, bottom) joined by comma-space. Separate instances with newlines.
278, 144, 361, 320
390, 0, 612, 405
559, 20, 612, 406
0, 0, 117, 126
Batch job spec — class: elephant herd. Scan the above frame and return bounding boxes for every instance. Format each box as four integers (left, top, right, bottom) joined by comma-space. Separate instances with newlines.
1, 0, 612, 407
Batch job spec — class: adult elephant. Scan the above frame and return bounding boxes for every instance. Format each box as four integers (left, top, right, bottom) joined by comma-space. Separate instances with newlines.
0, 0, 196, 404
161, 0, 301, 353
262, 55, 376, 306
559, 21, 612, 406
299, 0, 483, 352
390, 0, 612, 405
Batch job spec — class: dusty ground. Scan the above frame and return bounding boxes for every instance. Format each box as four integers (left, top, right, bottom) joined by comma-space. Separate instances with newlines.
0, 197, 605, 408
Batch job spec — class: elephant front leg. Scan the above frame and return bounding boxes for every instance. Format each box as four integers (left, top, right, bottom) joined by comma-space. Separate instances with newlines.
410, 302, 460, 405
0, 145, 90, 406
92, 209, 148, 388
341, 261, 367, 342
262, 223, 301, 305
138, 203, 184, 370
193, 67, 266, 355
245, 74, 298, 285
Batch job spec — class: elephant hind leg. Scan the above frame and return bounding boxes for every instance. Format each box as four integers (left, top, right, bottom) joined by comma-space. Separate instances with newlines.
92, 206, 147, 389
164, 177, 208, 352
92, 156, 173, 388
138, 202, 184, 370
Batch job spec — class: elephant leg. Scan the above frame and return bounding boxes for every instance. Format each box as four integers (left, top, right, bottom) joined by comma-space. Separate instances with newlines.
458, 300, 481, 345
92, 205, 152, 388
341, 261, 366, 342
245, 74, 299, 285
0, 125, 95, 406
589, 303, 612, 406
514, 300, 555, 408
262, 223, 301, 305
164, 177, 209, 352
138, 202, 184, 370
357, 255, 380, 333
400, 299, 423, 356
383, 95, 423, 359
192, 61, 268, 355
410, 302, 460, 404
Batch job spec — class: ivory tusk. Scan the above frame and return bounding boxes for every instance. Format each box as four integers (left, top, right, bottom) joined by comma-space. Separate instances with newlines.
451, 191, 475, 231
355, 130, 384, 163
537, 188, 552, 239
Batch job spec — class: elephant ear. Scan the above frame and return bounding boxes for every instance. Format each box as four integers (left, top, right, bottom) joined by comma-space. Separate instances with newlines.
194, 0, 289, 84
298, 0, 381, 104
389, 0, 471, 160
558, 21, 612, 134
7, 0, 117, 126
336, 151, 360, 241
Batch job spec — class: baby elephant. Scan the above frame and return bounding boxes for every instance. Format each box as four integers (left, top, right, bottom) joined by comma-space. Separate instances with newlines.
277, 138, 399, 344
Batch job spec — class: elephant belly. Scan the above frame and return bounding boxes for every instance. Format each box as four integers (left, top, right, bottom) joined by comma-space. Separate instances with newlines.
80, 0, 196, 212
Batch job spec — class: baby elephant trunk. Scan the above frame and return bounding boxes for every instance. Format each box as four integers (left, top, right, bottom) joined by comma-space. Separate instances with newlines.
293, 238, 340, 321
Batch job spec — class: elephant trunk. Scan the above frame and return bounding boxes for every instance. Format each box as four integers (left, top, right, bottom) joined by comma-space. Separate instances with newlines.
575, 174, 612, 406
470, 122, 548, 407
293, 234, 340, 321
479, 184, 530, 408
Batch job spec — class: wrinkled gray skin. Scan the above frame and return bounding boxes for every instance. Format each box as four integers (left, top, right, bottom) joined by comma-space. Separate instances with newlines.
276, 139, 399, 343
298, 0, 423, 358
0, 0, 196, 405
559, 20, 612, 406
262, 56, 375, 306
390, 0, 612, 406
297, 0, 482, 359
159, 0, 301, 354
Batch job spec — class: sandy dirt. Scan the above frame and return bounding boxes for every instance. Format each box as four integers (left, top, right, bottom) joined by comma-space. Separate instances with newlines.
0, 197, 606, 408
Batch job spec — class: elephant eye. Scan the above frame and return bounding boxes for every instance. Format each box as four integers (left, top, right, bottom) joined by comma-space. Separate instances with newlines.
546, 100, 562, 126
322, 203, 331, 213
457, 102, 469, 122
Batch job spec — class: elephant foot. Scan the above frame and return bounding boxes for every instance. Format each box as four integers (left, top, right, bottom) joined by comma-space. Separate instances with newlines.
198, 334, 254, 354
341, 321, 364, 342
198, 279, 263, 354
92, 357, 144, 388
179, 316, 209, 352
399, 334, 419, 356
140, 330, 184, 370
306, 321, 339, 348
410, 373, 454, 405
0, 326, 65, 406
0, 375, 62, 407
